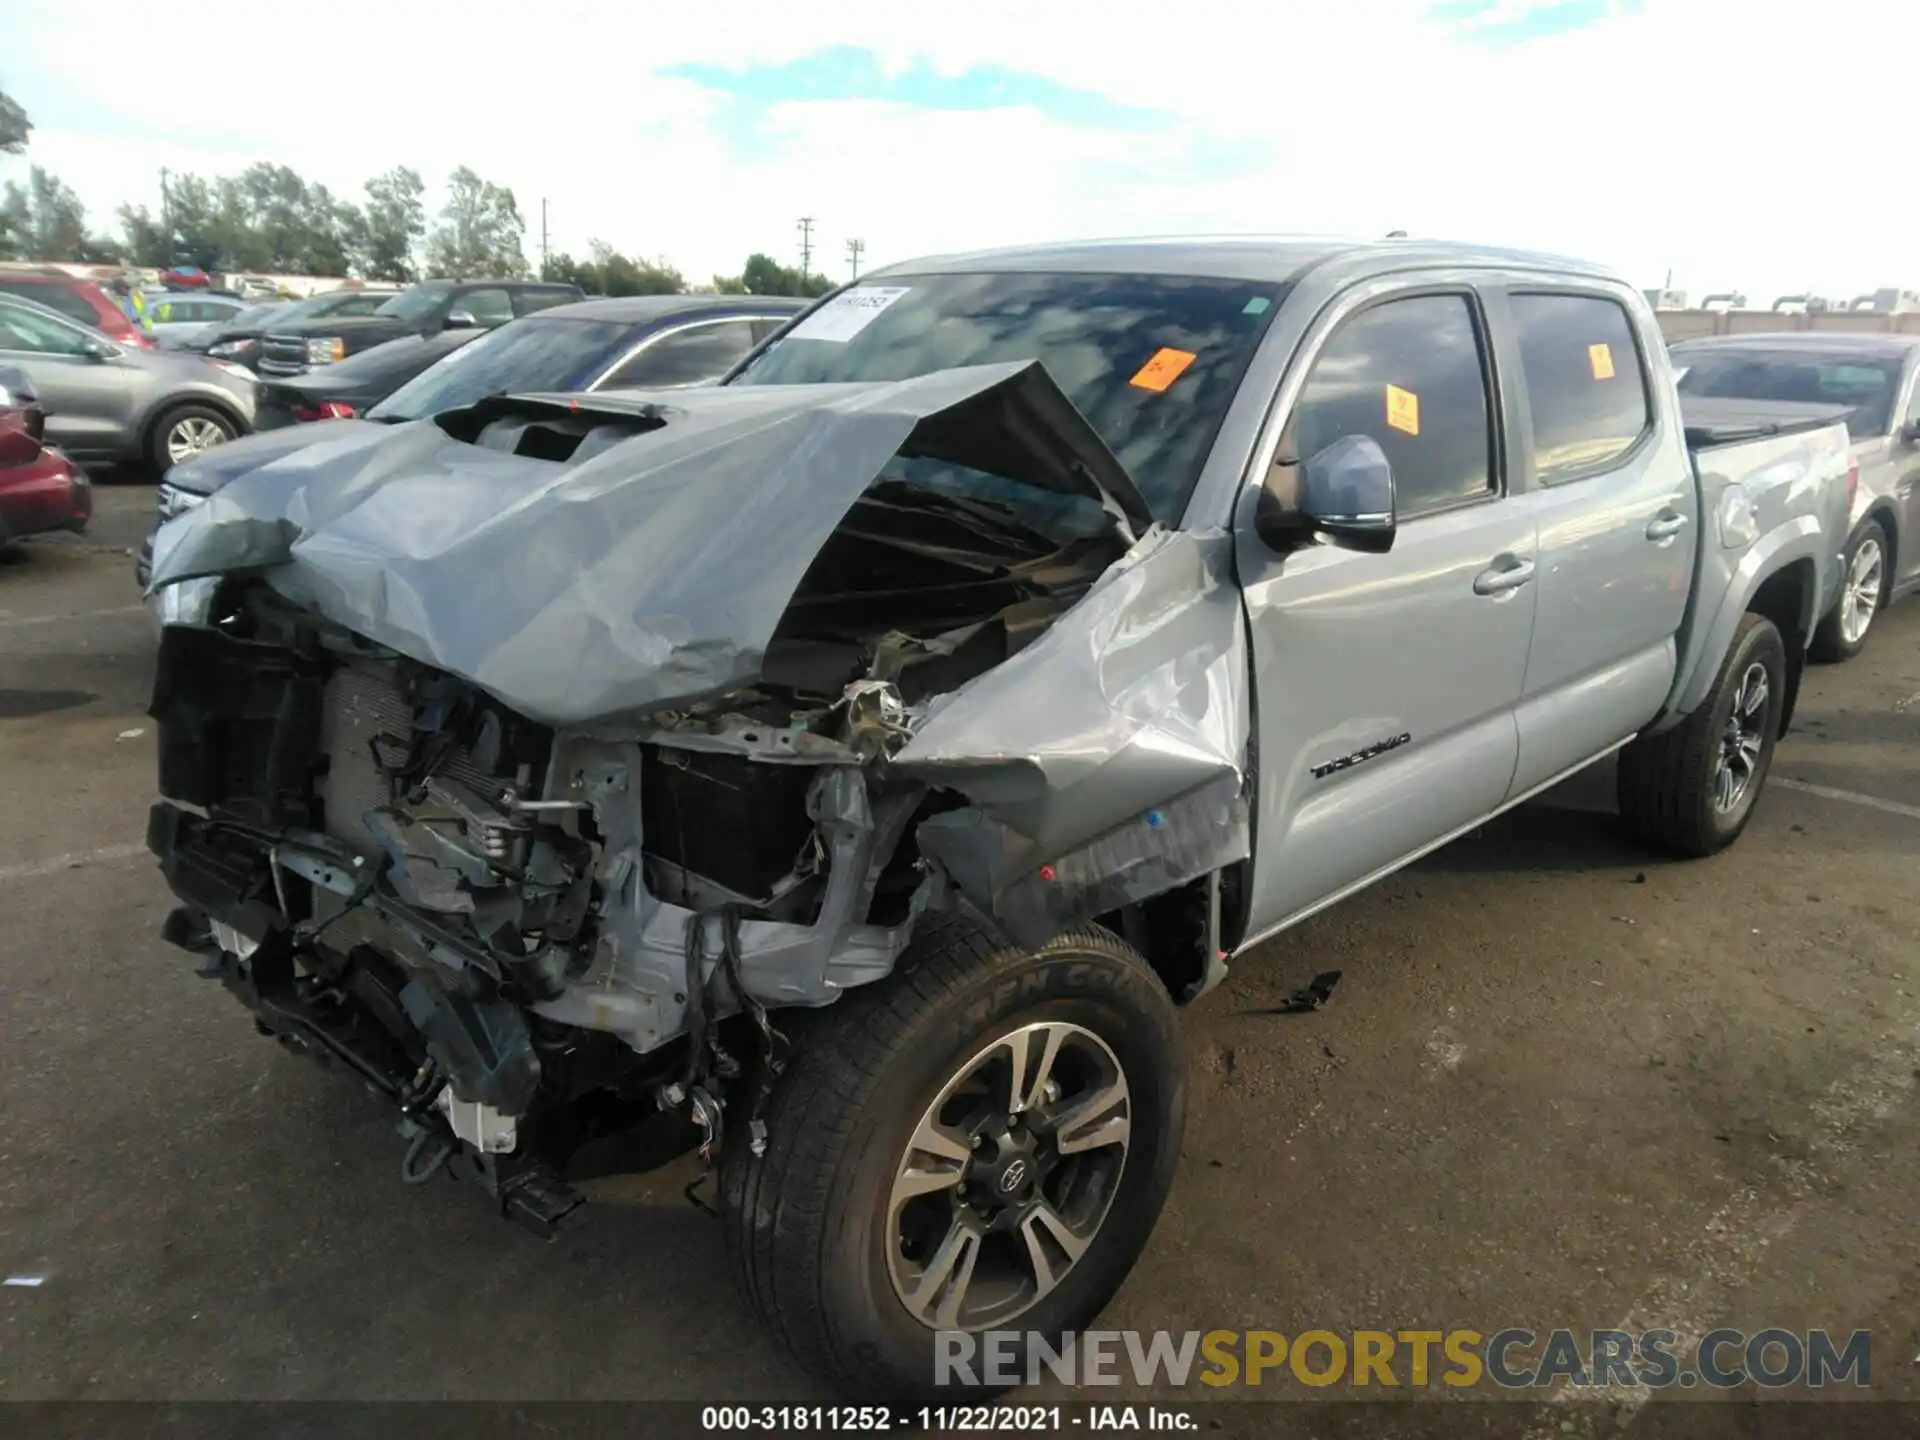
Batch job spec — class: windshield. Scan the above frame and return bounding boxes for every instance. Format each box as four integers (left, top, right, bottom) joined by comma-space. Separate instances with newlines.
729, 271, 1284, 525
368, 317, 633, 422
376, 285, 454, 323
1675, 350, 1904, 436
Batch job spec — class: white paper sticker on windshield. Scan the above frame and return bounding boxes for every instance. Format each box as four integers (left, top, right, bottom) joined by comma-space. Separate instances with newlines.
787, 286, 910, 343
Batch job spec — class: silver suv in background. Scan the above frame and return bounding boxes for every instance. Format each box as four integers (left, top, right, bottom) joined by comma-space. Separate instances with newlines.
0, 294, 255, 473
1674, 332, 1920, 657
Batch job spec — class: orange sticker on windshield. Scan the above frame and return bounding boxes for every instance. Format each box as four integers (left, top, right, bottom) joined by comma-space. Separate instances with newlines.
1130, 347, 1197, 392
1385, 384, 1420, 435
1589, 343, 1616, 380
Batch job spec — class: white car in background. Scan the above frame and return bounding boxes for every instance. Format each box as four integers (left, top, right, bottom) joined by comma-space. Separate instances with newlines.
142, 293, 256, 351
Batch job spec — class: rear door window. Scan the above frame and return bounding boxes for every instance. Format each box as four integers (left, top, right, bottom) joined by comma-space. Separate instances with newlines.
1511, 293, 1652, 484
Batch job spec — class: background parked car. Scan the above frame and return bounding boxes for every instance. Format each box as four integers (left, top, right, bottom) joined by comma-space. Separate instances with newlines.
0, 363, 91, 542
0, 270, 154, 351
137, 295, 806, 585
142, 293, 254, 351
362, 293, 807, 419
252, 327, 485, 429
0, 294, 255, 474
256, 279, 584, 376
1672, 332, 1920, 659
185, 288, 401, 373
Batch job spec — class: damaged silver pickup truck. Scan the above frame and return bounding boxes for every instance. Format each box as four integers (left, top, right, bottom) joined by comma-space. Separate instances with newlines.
143, 238, 1852, 1397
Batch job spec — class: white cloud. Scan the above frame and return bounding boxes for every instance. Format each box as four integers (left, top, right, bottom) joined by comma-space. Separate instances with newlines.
4, 0, 1915, 299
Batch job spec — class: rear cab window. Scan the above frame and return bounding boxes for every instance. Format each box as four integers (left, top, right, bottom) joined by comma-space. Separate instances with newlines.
1510, 292, 1653, 484
1286, 292, 1497, 519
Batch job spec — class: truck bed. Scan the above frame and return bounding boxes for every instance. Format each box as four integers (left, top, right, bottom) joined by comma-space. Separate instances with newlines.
1680, 395, 1853, 450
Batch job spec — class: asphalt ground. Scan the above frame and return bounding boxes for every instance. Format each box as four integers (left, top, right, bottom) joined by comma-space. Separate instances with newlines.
1, 481, 1915, 1437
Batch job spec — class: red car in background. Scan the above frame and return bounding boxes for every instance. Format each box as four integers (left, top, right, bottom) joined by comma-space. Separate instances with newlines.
0, 270, 154, 350
0, 364, 92, 543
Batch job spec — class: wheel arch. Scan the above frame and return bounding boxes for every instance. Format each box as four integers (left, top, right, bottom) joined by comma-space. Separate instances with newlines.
1744, 558, 1813, 736
1857, 502, 1900, 604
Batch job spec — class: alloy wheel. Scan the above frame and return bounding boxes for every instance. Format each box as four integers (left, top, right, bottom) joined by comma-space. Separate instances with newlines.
886, 1019, 1132, 1331
1713, 661, 1770, 815
167, 416, 229, 464
1838, 537, 1884, 646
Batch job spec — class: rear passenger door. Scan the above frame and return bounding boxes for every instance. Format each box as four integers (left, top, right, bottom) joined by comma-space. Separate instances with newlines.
1239, 284, 1539, 938
1494, 288, 1694, 794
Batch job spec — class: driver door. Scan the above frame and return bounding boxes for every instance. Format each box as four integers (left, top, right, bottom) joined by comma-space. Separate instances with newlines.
1237, 284, 1539, 940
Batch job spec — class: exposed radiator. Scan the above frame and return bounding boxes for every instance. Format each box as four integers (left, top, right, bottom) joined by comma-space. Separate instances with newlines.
316, 662, 497, 857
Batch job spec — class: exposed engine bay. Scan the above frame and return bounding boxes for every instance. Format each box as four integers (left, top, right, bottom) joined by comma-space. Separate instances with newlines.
144, 361, 1253, 1233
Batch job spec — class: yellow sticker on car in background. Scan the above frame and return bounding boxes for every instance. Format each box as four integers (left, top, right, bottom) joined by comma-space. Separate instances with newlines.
1385, 384, 1420, 435
1130, 347, 1197, 392
1589, 343, 1616, 380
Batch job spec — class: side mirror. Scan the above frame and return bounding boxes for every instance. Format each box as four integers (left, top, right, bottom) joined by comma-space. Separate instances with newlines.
442, 309, 478, 330
1258, 434, 1398, 554
80, 337, 115, 363
1900, 419, 1920, 447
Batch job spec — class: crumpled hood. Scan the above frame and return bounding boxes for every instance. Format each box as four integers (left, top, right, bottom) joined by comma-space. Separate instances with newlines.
148, 360, 1154, 728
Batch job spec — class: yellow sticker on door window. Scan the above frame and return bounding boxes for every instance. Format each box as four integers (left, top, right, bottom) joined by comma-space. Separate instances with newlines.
1589, 343, 1616, 380
1129, 347, 1197, 393
1385, 384, 1420, 435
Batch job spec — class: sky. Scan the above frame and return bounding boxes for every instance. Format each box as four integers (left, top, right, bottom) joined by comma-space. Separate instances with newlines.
3, 0, 1914, 300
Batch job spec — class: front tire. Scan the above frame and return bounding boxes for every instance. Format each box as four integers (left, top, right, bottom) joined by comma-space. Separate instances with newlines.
1810, 519, 1888, 663
147, 403, 237, 476
720, 918, 1185, 1401
1617, 612, 1785, 857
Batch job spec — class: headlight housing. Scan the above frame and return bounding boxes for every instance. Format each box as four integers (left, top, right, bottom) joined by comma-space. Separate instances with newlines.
155, 482, 207, 522
305, 337, 346, 365
206, 340, 246, 358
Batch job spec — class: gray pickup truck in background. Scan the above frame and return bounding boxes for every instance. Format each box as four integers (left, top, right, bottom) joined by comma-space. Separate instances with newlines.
141, 237, 1850, 1399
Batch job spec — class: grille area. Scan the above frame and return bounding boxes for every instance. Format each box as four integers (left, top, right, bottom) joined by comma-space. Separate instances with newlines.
258, 334, 309, 376
317, 662, 498, 857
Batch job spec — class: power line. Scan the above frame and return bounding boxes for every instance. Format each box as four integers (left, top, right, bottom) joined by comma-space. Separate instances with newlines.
846, 237, 865, 280
797, 216, 815, 285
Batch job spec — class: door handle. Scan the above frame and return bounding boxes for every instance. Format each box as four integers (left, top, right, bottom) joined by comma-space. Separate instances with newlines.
1472, 557, 1536, 596
1646, 510, 1689, 541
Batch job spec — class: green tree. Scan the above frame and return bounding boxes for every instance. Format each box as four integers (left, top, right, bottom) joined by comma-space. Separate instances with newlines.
0, 166, 89, 261
359, 166, 425, 282
541, 252, 599, 291
426, 166, 527, 279
116, 203, 171, 267
0, 85, 29, 155
723, 252, 834, 298
589, 240, 683, 296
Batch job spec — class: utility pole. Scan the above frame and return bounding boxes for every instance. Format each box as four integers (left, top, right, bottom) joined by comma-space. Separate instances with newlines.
846, 237, 865, 280
797, 216, 815, 286
540, 198, 550, 279
159, 167, 171, 263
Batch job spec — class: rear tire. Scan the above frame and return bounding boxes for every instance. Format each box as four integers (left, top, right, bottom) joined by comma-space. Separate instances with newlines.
1618, 612, 1784, 858
720, 917, 1185, 1401
1809, 519, 1887, 663
147, 403, 237, 476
